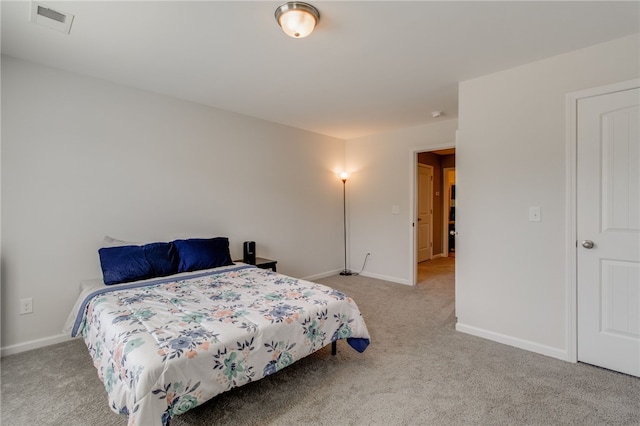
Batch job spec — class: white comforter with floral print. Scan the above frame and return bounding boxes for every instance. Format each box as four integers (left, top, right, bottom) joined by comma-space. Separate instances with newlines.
68, 265, 370, 425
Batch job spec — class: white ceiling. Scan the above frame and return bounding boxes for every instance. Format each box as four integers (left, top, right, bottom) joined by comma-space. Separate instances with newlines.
2, 1, 639, 140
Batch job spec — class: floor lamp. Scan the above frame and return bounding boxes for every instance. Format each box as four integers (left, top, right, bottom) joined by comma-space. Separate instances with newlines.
340, 172, 353, 276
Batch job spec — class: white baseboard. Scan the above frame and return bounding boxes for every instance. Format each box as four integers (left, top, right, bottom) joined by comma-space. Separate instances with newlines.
304, 269, 410, 286
302, 269, 343, 281
1, 333, 72, 357
359, 271, 411, 286
455, 322, 570, 362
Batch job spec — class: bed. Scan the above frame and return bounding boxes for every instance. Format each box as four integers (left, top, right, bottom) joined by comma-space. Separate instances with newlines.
64, 237, 370, 426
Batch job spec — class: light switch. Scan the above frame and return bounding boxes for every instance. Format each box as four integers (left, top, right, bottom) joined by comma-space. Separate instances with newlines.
529, 206, 541, 222
391, 205, 400, 214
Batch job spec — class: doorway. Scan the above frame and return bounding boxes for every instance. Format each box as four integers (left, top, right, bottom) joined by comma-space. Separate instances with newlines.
414, 147, 456, 285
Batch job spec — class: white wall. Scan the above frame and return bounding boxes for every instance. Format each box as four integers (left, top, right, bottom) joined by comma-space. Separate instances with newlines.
345, 119, 458, 284
1, 56, 346, 353
456, 34, 640, 359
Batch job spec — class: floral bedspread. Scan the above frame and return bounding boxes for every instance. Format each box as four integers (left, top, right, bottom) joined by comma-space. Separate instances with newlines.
73, 265, 370, 425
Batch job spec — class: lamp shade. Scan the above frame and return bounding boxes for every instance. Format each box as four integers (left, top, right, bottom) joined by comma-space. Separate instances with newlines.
275, 2, 319, 38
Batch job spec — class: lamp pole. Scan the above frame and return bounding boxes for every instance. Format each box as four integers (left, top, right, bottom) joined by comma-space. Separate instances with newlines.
340, 174, 352, 276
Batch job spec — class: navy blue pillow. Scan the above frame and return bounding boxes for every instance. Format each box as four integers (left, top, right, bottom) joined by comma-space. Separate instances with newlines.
173, 237, 233, 273
99, 245, 152, 285
143, 242, 179, 277
99, 242, 179, 285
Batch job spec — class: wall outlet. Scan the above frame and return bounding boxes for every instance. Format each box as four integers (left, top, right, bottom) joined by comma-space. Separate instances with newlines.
20, 298, 33, 315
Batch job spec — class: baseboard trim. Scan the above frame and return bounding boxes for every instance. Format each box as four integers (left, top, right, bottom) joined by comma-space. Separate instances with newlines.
455, 322, 569, 361
304, 269, 410, 286
1, 333, 72, 357
359, 271, 411, 286
303, 269, 343, 281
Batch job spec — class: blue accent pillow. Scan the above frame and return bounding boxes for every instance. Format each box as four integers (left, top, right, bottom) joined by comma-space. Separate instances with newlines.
99, 242, 179, 285
173, 237, 233, 273
143, 242, 179, 277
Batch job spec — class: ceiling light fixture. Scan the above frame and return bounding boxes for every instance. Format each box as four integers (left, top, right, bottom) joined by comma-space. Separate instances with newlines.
275, 2, 320, 39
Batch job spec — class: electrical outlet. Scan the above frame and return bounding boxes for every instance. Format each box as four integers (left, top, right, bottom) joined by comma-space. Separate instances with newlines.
20, 298, 33, 315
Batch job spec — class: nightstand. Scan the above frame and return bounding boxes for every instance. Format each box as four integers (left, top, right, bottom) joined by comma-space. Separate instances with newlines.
235, 257, 277, 272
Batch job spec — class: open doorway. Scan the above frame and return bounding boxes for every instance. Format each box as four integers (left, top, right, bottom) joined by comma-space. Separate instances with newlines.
414, 148, 456, 285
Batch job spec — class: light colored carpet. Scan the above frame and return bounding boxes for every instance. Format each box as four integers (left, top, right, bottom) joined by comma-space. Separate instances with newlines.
2, 258, 639, 425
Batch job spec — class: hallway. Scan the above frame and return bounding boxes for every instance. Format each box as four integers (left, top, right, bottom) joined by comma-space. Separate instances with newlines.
417, 256, 455, 285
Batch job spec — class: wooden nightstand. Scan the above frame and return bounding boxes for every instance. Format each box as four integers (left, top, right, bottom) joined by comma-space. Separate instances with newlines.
235, 257, 277, 272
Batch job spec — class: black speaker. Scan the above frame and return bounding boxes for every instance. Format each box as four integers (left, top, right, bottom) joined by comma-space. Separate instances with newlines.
243, 241, 256, 264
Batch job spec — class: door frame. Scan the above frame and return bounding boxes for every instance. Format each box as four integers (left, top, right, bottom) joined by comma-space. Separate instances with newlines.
565, 78, 640, 363
410, 143, 455, 286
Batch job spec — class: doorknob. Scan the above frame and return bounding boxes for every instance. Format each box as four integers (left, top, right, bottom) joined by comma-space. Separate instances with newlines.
450, 230, 458, 236
582, 240, 595, 249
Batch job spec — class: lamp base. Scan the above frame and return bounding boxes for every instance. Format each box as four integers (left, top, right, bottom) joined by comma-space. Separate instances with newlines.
339, 269, 354, 276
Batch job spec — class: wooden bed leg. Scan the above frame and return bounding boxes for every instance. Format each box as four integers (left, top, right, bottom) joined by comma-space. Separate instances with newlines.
331, 341, 337, 356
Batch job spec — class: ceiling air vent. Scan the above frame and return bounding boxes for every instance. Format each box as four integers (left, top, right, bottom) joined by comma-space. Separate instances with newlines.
30, 2, 74, 34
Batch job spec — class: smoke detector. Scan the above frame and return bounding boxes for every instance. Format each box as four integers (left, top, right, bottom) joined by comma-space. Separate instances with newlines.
30, 2, 74, 34
432, 111, 444, 118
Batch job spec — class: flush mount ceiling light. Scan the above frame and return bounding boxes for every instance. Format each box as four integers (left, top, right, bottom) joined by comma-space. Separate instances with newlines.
275, 2, 320, 39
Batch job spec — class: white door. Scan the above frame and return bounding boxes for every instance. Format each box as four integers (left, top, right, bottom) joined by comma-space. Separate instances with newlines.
417, 164, 433, 262
577, 87, 640, 377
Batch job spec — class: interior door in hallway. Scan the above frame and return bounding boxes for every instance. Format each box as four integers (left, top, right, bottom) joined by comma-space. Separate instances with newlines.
577, 86, 640, 377
417, 164, 434, 262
